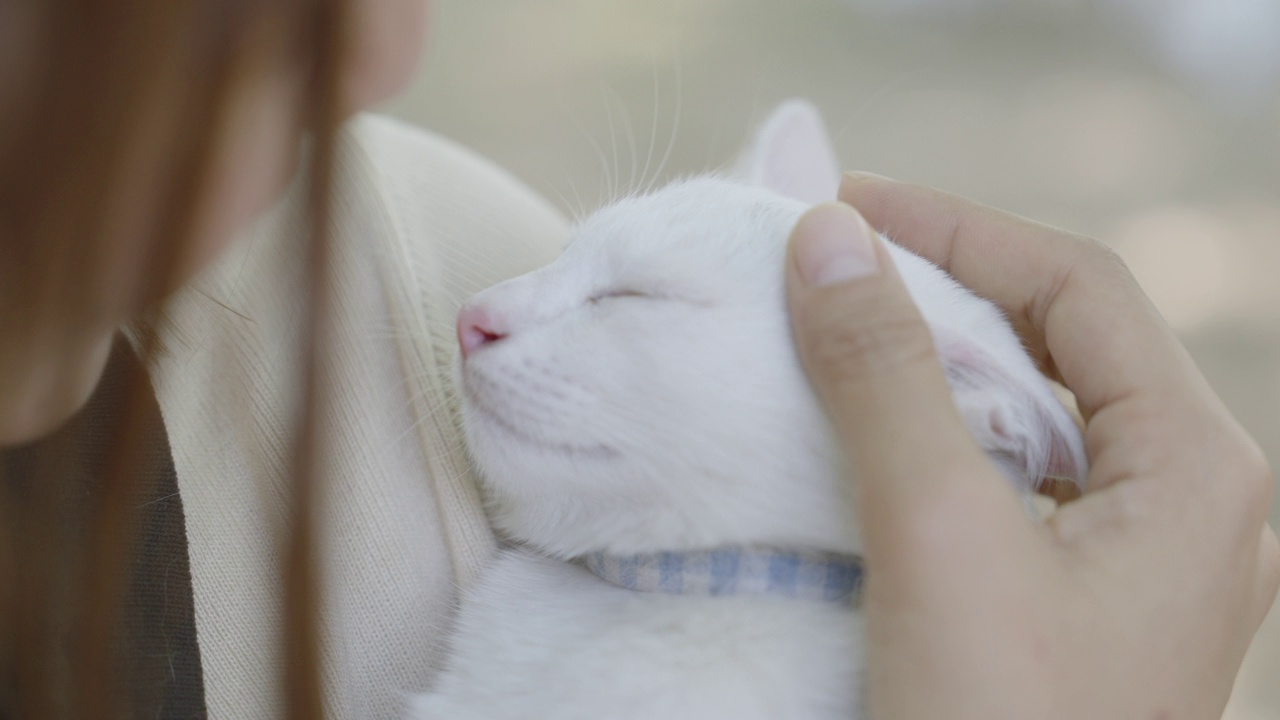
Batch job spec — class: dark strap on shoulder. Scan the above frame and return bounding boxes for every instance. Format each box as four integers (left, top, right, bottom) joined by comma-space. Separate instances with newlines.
1, 336, 207, 719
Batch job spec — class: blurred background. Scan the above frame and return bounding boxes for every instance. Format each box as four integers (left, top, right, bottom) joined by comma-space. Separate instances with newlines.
381, 1, 1280, 715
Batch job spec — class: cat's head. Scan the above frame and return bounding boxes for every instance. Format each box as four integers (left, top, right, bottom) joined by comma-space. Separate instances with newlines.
454, 100, 1086, 558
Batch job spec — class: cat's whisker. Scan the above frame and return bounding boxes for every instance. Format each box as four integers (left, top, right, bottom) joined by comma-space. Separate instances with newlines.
603, 85, 639, 199
533, 165, 588, 222
396, 388, 451, 427
600, 83, 621, 203
829, 68, 934, 147
548, 183, 584, 223
390, 393, 476, 454
554, 160, 590, 222
396, 429, 472, 461
702, 102, 728, 177
559, 96, 614, 209
646, 51, 682, 196
637, 54, 662, 198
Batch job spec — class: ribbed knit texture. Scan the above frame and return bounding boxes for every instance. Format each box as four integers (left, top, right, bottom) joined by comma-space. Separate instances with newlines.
143, 115, 568, 719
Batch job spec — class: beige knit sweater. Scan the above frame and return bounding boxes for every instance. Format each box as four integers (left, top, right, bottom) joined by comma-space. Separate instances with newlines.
145, 114, 568, 719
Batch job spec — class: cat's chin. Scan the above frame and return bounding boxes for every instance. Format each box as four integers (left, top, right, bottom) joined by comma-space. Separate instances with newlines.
464, 396, 620, 461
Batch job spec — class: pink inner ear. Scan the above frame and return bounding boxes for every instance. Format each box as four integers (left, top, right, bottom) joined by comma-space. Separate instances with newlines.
1043, 420, 1083, 482
937, 333, 1088, 490
741, 99, 841, 204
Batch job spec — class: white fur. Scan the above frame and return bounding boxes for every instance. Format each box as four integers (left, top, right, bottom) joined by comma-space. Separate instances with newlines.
407, 550, 863, 720
405, 99, 1086, 719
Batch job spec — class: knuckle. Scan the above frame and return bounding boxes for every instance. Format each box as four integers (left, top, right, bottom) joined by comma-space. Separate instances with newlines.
1197, 419, 1276, 527
1024, 235, 1138, 333
1063, 232, 1121, 268
1261, 526, 1280, 575
1261, 527, 1280, 579
1076, 235, 1122, 265
1255, 527, 1280, 616
1055, 234, 1128, 283
1076, 239, 1145, 291
1233, 436, 1274, 509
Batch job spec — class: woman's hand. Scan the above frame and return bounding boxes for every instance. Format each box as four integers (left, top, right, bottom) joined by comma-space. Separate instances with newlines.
785, 173, 1280, 719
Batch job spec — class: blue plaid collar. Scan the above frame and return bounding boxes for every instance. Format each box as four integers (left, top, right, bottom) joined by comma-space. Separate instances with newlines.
580, 546, 863, 605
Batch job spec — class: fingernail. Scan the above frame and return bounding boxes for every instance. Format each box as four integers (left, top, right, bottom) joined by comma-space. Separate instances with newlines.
793, 203, 879, 286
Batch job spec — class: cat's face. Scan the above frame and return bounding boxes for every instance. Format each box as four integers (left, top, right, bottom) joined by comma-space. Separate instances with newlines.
454, 101, 1086, 558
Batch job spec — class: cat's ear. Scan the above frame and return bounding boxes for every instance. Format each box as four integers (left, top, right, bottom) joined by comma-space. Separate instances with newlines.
940, 337, 1088, 494
735, 99, 841, 204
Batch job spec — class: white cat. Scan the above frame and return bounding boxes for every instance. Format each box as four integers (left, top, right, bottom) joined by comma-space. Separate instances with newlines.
405, 100, 1087, 720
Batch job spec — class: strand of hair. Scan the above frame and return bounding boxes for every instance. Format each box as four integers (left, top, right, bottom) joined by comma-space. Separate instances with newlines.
284, 1, 351, 718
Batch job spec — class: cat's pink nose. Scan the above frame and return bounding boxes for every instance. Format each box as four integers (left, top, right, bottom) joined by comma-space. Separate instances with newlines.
457, 305, 507, 358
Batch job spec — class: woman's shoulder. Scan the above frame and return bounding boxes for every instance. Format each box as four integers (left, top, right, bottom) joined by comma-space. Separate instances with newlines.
142, 118, 569, 717
345, 113, 568, 271
337, 114, 568, 334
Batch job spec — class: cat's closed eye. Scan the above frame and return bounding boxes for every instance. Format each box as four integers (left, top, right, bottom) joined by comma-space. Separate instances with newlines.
587, 288, 654, 304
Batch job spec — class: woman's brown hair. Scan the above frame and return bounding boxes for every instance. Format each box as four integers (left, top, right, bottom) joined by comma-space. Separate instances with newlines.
0, 1, 348, 717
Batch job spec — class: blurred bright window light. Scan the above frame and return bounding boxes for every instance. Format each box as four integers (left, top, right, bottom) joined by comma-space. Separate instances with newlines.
839, 0, 1280, 111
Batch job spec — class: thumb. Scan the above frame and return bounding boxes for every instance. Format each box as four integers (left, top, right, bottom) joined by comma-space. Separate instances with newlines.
785, 203, 1020, 553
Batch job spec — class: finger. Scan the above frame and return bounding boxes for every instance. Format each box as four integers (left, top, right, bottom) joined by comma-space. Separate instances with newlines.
785, 203, 1026, 559
838, 172, 1203, 423
1036, 478, 1081, 505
